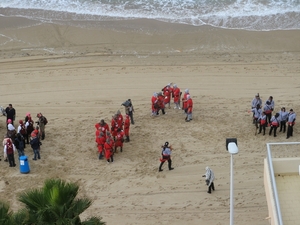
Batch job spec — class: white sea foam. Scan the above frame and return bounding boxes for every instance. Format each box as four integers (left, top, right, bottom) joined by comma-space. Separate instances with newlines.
0, 0, 299, 30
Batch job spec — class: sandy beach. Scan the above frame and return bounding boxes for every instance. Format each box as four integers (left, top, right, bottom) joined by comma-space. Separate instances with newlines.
0, 16, 300, 224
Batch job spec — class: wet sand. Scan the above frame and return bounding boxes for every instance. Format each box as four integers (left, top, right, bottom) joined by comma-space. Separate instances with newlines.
0, 16, 300, 225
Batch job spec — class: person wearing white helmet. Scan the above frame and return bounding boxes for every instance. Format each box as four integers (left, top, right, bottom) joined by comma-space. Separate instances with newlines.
116, 110, 124, 130
185, 95, 193, 122
182, 89, 190, 112
151, 92, 158, 116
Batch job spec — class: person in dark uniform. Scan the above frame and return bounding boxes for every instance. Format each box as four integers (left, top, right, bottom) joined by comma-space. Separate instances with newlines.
286, 109, 296, 139
30, 132, 41, 160
264, 101, 273, 124
269, 113, 280, 137
258, 111, 267, 135
278, 107, 289, 133
5, 104, 16, 126
15, 133, 25, 158
251, 94, 262, 124
250, 104, 262, 129
158, 142, 174, 172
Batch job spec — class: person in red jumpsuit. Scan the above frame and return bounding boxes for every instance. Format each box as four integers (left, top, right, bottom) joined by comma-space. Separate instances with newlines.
182, 89, 189, 112
104, 136, 114, 164
157, 92, 166, 115
186, 95, 193, 122
95, 131, 106, 159
111, 115, 119, 141
172, 84, 181, 109
151, 92, 158, 116
116, 110, 124, 130
95, 119, 110, 137
124, 114, 130, 142
162, 83, 173, 109
114, 128, 125, 153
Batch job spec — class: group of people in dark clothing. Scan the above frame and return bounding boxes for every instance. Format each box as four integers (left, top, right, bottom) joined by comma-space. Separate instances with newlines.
250, 93, 296, 138
2, 104, 47, 167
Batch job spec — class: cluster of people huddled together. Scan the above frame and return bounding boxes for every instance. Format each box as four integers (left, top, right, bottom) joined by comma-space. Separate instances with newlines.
2, 104, 48, 167
151, 83, 193, 122
250, 93, 296, 138
94, 99, 134, 164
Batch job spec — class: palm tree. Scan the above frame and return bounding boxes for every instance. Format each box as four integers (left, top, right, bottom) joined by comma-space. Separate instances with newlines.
18, 179, 105, 225
0, 200, 13, 225
0, 201, 27, 225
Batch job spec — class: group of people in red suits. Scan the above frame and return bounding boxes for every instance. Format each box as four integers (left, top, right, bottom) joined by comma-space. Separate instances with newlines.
151, 83, 193, 122
94, 110, 131, 164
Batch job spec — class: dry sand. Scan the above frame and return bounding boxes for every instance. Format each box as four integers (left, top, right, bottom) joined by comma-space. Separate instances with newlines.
0, 17, 300, 225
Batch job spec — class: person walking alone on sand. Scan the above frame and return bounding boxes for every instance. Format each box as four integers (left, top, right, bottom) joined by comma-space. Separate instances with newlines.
158, 142, 174, 172
202, 166, 215, 194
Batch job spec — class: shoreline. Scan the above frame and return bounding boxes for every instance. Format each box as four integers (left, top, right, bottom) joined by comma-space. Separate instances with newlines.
1, 17, 300, 60
1, 5, 300, 31
0, 14, 299, 225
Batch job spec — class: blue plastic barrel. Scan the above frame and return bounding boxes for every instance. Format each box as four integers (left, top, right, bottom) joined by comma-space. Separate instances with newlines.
19, 155, 30, 174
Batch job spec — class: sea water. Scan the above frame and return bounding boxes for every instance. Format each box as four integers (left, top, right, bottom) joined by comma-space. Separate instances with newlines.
0, 0, 299, 31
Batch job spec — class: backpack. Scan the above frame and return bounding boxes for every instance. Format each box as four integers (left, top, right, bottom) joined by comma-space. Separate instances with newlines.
26, 119, 34, 133
6, 143, 13, 154
42, 116, 48, 125
20, 124, 26, 135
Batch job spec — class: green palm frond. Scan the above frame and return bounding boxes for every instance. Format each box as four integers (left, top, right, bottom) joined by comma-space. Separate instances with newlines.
82, 217, 106, 225
1, 179, 106, 225
12, 208, 29, 225
18, 189, 47, 211
0, 200, 13, 224
65, 198, 92, 218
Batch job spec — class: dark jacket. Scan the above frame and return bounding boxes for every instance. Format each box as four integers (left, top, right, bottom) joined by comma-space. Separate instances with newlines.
5, 107, 16, 121
30, 137, 41, 149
